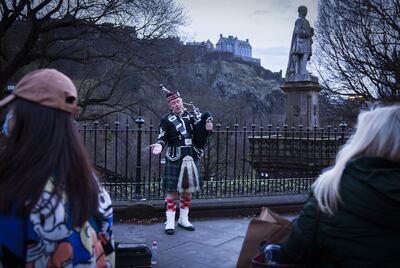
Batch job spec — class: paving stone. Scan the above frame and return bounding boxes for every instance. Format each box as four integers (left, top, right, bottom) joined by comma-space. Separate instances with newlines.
193, 218, 250, 237
161, 259, 219, 268
160, 241, 225, 268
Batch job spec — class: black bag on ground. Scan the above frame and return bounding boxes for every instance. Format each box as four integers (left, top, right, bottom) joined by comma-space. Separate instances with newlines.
115, 242, 152, 268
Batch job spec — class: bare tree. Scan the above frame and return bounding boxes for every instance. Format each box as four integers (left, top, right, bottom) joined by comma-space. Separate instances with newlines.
0, 0, 186, 98
314, 0, 400, 102
319, 88, 368, 127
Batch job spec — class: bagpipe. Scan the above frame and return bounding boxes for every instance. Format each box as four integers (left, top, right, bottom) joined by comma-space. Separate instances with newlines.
159, 84, 212, 150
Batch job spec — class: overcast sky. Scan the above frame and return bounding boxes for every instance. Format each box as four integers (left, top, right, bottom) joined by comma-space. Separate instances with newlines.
176, 0, 318, 73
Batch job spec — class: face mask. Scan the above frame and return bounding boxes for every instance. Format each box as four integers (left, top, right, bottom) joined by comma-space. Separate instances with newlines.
2, 111, 14, 136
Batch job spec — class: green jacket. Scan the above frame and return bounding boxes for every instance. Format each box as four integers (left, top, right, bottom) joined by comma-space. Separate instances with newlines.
281, 157, 400, 268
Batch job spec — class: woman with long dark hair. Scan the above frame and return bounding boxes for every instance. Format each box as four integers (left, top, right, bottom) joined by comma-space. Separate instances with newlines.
0, 69, 114, 267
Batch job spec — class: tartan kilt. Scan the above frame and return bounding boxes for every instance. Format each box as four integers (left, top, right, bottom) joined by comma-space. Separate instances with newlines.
163, 156, 202, 192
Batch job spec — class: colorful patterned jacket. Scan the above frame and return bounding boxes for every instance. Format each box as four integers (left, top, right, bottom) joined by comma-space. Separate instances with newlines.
0, 176, 115, 267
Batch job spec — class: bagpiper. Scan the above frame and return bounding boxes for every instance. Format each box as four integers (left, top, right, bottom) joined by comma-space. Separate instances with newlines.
150, 88, 213, 235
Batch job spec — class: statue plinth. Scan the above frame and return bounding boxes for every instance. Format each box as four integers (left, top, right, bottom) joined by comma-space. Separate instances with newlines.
281, 79, 321, 128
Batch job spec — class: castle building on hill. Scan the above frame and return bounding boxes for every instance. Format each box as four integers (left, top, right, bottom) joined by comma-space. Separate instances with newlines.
216, 34, 250, 57
185, 34, 261, 66
215, 34, 260, 65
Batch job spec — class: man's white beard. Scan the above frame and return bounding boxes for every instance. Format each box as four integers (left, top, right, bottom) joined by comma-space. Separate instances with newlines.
173, 107, 184, 116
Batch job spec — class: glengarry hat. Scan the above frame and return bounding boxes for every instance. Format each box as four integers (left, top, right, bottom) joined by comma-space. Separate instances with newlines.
0, 68, 79, 114
166, 91, 181, 103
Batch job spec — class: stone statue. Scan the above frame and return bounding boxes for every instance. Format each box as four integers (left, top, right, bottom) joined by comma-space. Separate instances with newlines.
285, 5, 314, 82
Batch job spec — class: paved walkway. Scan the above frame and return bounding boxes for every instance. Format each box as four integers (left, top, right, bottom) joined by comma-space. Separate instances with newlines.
114, 214, 296, 268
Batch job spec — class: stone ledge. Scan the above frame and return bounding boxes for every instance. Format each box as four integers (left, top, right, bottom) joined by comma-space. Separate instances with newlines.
113, 194, 309, 220
281, 81, 321, 92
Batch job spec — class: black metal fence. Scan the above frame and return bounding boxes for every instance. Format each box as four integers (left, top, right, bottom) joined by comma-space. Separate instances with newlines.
77, 118, 351, 201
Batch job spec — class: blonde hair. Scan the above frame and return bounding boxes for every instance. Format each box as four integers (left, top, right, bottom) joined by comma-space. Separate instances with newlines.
313, 105, 400, 215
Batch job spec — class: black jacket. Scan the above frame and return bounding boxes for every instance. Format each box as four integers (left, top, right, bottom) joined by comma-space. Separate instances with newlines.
281, 157, 400, 268
156, 111, 211, 150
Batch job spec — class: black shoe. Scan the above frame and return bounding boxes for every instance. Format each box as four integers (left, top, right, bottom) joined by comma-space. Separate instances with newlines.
165, 228, 175, 235
178, 223, 195, 231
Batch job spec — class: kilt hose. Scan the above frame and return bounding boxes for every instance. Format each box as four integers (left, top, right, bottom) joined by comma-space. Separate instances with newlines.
163, 156, 202, 193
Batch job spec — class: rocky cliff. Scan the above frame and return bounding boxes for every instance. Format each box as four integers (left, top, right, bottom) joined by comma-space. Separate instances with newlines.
159, 45, 286, 124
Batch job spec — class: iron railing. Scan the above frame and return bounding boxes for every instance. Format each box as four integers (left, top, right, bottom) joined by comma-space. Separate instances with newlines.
77, 118, 351, 200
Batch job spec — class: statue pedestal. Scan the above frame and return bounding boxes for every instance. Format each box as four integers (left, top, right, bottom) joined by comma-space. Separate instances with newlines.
281, 80, 321, 127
